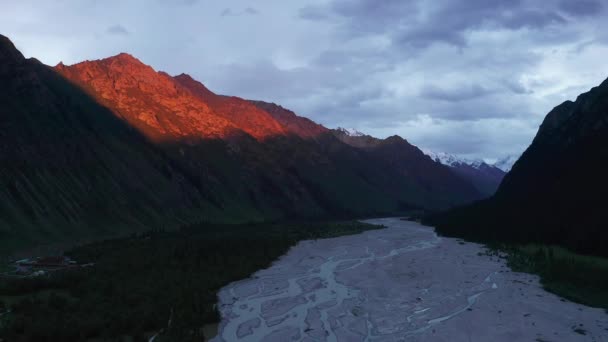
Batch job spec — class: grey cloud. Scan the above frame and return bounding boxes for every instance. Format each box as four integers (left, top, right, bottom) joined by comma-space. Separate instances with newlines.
106, 25, 129, 36
298, 6, 329, 21
559, 0, 604, 17
504, 80, 533, 95
165, 0, 199, 5
220, 8, 234, 16
498, 9, 566, 29
394, 116, 538, 158
421, 84, 494, 102
220, 7, 259, 17
330, 0, 417, 24
395, 28, 467, 49
302, 0, 575, 51
203, 61, 311, 100
205, 0, 606, 159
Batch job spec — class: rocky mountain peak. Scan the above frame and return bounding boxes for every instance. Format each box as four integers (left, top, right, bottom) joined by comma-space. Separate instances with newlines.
335, 127, 365, 137
248, 100, 329, 138
0, 34, 25, 62
0, 35, 26, 74
174, 73, 216, 99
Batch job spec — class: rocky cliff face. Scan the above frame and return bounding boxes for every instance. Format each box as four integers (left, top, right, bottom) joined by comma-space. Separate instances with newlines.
249, 100, 329, 139
56, 54, 240, 142
173, 74, 287, 139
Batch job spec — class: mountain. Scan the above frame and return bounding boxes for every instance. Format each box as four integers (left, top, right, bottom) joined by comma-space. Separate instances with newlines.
172, 73, 288, 139
335, 127, 365, 137
331, 127, 383, 149
0, 35, 227, 253
429, 77, 608, 257
493, 154, 520, 172
424, 151, 506, 196
331, 130, 483, 204
175, 75, 481, 209
0, 34, 482, 253
424, 151, 477, 167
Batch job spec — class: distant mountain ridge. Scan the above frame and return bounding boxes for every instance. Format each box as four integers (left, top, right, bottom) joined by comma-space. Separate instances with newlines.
424, 151, 485, 168
335, 127, 366, 137
331, 130, 483, 203
0, 34, 483, 253
248, 100, 329, 139
423, 150, 506, 196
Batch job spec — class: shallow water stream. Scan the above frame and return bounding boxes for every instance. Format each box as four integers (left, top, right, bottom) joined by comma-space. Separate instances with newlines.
211, 218, 607, 341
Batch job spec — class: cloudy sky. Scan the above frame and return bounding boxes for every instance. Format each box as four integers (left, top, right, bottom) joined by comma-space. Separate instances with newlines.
2, 0, 608, 160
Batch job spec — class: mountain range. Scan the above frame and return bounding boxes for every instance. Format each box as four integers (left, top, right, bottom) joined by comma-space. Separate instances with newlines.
429, 76, 608, 257
0, 34, 483, 253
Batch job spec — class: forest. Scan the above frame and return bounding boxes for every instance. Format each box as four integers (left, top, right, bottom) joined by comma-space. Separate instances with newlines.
0, 220, 381, 341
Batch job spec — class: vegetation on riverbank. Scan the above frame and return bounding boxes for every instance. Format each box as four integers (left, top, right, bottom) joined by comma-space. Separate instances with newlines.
482, 244, 608, 311
0, 220, 382, 341
423, 203, 608, 312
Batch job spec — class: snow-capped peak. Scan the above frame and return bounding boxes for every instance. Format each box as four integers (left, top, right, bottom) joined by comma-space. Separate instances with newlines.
423, 150, 486, 169
493, 154, 520, 172
336, 127, 365, 137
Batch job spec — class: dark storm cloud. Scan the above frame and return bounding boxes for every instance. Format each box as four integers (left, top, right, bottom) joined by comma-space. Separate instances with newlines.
558, 0, 604, 17
106, 25, 129, 36
302, 0, 573, 50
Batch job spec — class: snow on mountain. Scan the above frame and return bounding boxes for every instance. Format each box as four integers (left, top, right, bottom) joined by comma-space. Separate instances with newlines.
423, 150, 507, 196
336, 127, 366, 137
494, 154, 520, 172
423, 150, 485, 169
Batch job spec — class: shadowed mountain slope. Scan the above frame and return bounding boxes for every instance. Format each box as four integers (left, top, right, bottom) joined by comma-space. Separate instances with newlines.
1, 34, 482, 253
449, 162, 505, 196
429, 77, 608, 257
173, 73, 481, 209
0, 36, 233, 253
331, 130, 482, 206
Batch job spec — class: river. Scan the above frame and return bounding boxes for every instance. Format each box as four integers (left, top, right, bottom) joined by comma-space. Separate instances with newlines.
211, 218, 607, 341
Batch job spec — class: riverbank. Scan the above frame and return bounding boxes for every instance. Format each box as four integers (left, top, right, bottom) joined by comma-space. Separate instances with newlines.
0, 220, 382, 341
213, 218, 608, 341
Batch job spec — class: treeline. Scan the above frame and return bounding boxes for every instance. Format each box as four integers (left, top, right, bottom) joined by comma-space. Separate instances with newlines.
0, 220, 381, 341
504, 245, 608, 310
424, 188, 608, 258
